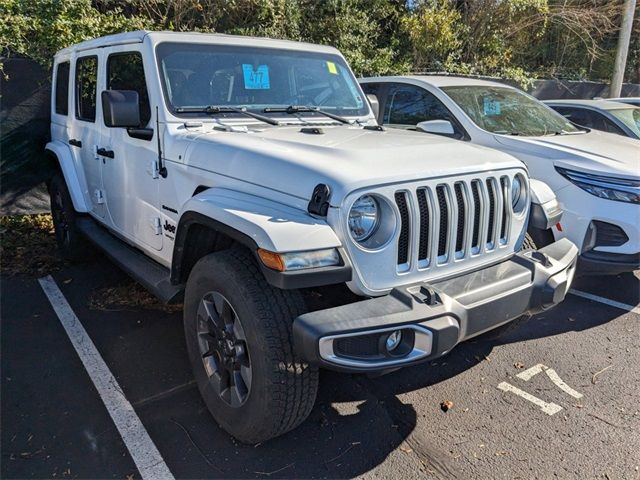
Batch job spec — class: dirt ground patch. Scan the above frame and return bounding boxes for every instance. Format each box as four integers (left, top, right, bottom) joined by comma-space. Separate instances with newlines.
88, 280, 182, 313
0, 213, 66, 276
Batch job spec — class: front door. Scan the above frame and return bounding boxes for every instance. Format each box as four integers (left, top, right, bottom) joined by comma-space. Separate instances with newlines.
100, 48, 163, 251
69, 52, 106, 218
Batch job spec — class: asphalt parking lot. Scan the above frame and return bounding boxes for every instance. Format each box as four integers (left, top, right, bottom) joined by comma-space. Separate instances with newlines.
2, 254, 639, 479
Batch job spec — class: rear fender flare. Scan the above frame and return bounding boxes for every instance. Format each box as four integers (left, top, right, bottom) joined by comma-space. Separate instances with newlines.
45, 140, 89, 212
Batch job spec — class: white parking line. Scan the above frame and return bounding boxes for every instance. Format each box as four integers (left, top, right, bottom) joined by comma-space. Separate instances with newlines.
497, 382, 563, 415
38, 276, 174, 480
569, 289, 640, 315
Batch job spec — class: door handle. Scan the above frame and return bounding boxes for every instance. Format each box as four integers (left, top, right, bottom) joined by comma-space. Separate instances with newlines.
69, 139, 82, 148
96, 147, 114, 159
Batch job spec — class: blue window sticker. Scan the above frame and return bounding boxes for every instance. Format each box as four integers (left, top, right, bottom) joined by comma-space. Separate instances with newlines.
242, 64, 270, 90
483, 97, 501, 115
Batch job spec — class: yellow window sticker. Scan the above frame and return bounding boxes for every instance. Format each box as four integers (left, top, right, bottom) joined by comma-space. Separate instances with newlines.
326, 61, 338, 75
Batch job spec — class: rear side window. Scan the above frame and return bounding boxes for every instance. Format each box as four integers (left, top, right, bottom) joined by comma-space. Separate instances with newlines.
55, 61, 70, 115
384, 85, 454, 126
107, 52, 151, 126
76, 56, 98, 122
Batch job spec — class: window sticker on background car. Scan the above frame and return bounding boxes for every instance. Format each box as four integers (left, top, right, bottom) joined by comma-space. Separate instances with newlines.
483, 97, 501, 115
242, 64, 270, 90
326, 61, 338, 75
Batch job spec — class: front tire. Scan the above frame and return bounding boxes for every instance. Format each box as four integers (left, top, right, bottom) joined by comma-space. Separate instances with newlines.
183, 248, 319, 444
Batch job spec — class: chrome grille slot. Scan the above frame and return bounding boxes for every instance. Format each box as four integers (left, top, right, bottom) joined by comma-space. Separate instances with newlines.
435, 185, 449, 259
454, 183, 465, 253
500, 176, 509, 242
486, 179, 496, 246
471, 180, 482, 250
395, 191, 410, 266
416, 188, 430, 262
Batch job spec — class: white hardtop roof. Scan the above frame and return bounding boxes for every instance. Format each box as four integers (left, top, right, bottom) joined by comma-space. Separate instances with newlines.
55, 30, 339, 57
362, 74, 516, 89
543, 99, 637, 110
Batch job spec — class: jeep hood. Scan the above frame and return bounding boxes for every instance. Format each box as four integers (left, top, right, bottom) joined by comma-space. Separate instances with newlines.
178, 125, 524, 205
494, 129, 640, 180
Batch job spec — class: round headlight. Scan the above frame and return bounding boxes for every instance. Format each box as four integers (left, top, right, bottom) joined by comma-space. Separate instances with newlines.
511, 176, 522, 207
348, 195, 379, 242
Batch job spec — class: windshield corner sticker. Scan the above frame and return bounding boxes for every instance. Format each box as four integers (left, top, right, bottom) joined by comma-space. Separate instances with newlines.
326, 61, 338, 75
483, 97, 501, 115
242, 64, 270, 90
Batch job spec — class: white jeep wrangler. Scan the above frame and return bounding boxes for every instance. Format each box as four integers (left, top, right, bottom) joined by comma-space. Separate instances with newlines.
46, 31, 578, 443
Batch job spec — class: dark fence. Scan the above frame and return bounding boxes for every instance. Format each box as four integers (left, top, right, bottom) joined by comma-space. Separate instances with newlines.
1, 57, 639, 215
1, 57, 53, 214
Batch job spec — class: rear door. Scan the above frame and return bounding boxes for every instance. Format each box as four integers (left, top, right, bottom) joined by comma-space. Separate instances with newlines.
69, 52, 107, 218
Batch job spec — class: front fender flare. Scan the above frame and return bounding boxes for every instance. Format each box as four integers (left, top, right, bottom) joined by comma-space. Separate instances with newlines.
172, 188, 347, 287
45, 140, 89, 212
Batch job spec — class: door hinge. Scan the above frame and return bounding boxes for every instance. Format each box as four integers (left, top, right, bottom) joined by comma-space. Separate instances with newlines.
94, 189, 104, 204
147, 160, 159, 179
151, 217, 162, 235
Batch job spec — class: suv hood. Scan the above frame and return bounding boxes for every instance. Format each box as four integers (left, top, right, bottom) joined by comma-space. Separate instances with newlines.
494, 129, 640, 180
177, 124, 524, 205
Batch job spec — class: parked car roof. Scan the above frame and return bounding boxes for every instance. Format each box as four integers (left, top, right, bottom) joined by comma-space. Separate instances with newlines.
361, 75, 517, 89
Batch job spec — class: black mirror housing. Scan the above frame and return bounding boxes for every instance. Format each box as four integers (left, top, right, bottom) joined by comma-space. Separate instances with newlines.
102, 90, 141, 128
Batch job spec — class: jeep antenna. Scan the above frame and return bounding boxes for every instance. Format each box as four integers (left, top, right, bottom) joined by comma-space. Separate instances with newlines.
156, 106, 167, 178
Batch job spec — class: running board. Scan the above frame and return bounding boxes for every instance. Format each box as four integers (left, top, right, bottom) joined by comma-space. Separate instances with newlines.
76, 217, 184, 304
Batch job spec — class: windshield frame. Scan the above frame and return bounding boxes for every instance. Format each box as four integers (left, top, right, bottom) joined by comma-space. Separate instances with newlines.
441, 85, 583, 137
154, 41, 371, 122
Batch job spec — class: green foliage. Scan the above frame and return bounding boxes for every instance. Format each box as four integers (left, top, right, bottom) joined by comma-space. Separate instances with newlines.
0, 0, 152, 68
0, 0, 634, 84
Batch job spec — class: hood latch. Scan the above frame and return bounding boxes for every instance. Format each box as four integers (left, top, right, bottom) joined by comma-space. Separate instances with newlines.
308, 184, 331, 216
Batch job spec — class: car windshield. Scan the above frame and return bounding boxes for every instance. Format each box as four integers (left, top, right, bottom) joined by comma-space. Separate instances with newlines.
155, 42, 368, 118
441, 85, 581, 136
608, 107, 640, 136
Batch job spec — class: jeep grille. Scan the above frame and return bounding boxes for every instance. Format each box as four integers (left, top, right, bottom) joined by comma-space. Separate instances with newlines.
394, 176, 513, 270
337, 169, 528, 296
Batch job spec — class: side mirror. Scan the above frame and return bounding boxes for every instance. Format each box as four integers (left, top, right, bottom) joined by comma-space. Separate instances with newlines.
102, 90, 141, 128
366, 94, 380, 120
416, 119, 455, 136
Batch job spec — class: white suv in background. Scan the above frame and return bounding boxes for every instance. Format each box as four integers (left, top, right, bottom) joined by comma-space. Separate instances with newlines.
360, 76, 640, 274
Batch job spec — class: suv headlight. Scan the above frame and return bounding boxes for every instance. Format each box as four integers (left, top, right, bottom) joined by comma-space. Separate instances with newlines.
349, 195, 379, 242
348, 194, 397, 248
555, 167, 640, 204
510, 173, 529, 214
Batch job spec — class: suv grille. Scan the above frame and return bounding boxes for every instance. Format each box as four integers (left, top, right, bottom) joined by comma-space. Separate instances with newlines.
395, 176, 512, 268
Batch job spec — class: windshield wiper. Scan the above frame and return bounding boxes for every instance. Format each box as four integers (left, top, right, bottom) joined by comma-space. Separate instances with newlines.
175, 105, 280, 126
263, 105, 351, 124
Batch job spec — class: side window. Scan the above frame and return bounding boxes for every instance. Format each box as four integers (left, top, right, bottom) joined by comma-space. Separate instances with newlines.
76, 56, 98, 122
107, 52, 151, 126
599, 116, 625, 136
55, 61, 70, 115
383, 84, 462, 138
556, 107, 593, 128
383, 85, 454, 126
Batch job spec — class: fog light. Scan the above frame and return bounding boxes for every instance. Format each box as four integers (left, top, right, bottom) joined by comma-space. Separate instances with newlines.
385, 330, 402, 352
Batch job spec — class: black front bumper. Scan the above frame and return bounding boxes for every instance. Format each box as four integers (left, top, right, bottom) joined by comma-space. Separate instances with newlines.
293, 238, 578, 373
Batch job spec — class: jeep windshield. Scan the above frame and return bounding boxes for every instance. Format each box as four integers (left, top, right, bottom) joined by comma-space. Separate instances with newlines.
442, 85, 582, 137
156, 42, 369, 120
